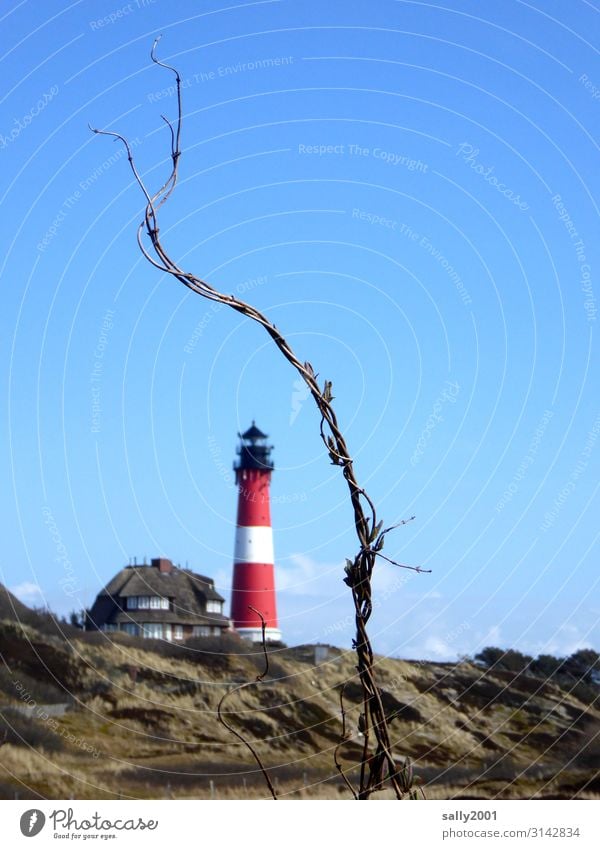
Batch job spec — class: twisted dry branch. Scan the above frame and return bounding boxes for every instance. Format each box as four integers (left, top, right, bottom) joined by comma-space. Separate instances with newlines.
91, 37, 430, 799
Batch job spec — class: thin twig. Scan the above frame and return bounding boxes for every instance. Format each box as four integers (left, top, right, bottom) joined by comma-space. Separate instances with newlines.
333, 683, 358, 799
374, 552, 432, 573
379, 516, 416, 537
248, 605, 269, 681
216, 607, 277, 800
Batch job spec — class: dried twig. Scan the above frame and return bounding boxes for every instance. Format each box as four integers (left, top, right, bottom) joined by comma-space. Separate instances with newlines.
333, 683, 358, 799
374, 552, 431, 573
248, 605, 269, 682
92, 38, 426, 799
216, 607, 277, 800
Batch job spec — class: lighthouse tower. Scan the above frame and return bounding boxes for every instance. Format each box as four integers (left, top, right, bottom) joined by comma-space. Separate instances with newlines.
230, 422, 281, 642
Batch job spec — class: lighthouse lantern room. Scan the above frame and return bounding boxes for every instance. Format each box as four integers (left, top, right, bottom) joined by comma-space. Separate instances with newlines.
230, 422, 281, 642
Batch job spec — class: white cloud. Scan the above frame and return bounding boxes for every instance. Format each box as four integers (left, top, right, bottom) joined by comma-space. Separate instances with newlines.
10, 581, 44, 606
276, 554, 355, 644
423, 635, 452, 658
483, 624, 501, 645
277, 553, 342, 596
401, 630, 471, 662
526, 624, 592, 658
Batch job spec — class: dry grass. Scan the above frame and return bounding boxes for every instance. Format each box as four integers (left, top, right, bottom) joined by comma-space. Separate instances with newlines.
1, 623, 599, 800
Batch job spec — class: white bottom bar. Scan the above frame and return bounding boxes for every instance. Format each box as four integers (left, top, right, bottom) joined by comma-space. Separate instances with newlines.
236, 626, 282, 643
2, 799, 598, 840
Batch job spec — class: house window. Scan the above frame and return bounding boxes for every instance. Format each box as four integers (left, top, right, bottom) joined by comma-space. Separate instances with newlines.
120, 623, 139, 636
173, 625, 184, 641
102, 623, 118, 632
128, 596, 168, 610
192, 625, 210, 637
206, 600, 223, 614
142, 623, 163, 639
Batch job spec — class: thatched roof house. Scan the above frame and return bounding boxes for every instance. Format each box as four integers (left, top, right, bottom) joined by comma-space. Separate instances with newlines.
86, 557, 230, 641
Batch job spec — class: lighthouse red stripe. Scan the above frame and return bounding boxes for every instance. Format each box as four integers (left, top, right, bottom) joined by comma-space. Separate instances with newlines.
230, 562, 278, 629
236, 470, 272, 527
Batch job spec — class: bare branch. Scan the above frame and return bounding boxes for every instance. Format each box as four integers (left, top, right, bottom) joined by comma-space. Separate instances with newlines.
248, 605, 270, 682
217, 606, 277, 800
380, 516, 416, 537
374, 552, 432, 573
334, 683, 358, 799
88, 124, 156, 214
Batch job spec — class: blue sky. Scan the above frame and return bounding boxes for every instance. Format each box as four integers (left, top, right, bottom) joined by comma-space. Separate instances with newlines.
1, 0, 598, 660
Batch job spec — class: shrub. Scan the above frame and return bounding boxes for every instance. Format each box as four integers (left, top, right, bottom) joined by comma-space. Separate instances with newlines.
475, 647, 533, 674
563, 649, 600, 683
531, 654, 563, 678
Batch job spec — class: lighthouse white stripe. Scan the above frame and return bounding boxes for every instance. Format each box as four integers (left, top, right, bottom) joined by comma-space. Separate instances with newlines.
234, 526, 274, 564
237, 627, 282, 643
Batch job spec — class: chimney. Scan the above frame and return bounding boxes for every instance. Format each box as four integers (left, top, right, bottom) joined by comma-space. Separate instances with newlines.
152, 557, 173, 574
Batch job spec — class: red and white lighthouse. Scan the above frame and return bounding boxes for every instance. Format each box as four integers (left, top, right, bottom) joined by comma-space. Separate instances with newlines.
230, 422, 281, 642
